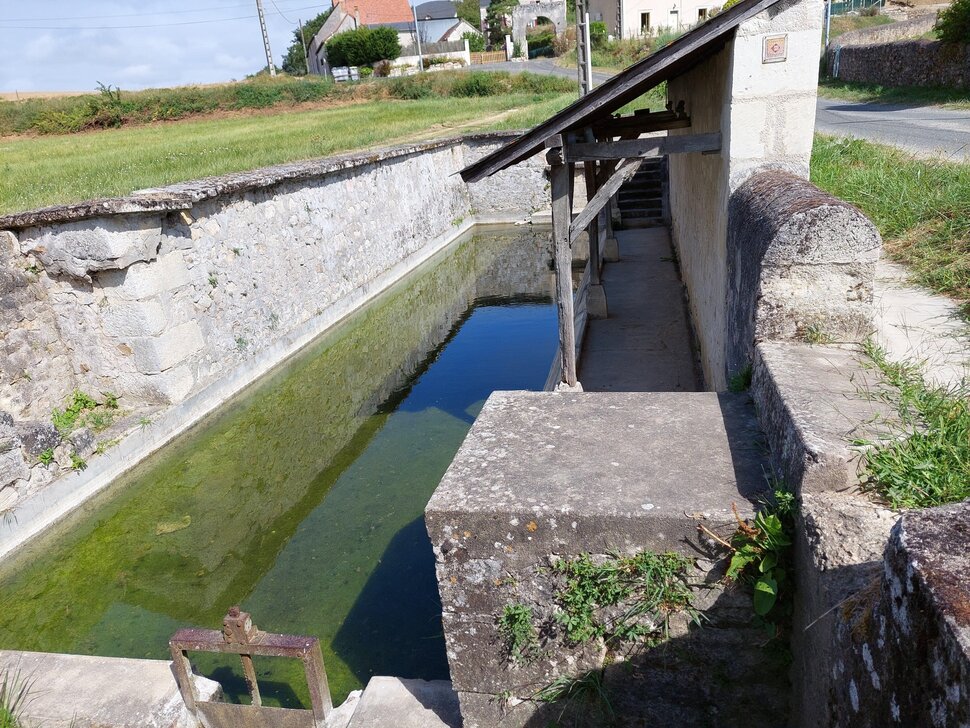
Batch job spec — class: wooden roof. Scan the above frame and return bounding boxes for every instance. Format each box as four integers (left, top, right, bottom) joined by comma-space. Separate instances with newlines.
459, 0, 785, 183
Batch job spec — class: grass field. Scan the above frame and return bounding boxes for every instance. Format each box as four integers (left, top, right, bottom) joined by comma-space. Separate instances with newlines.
818, 78, 970, 109
0, 73, 582, 215
811, 134, 970, 318
827, 13, 893, 40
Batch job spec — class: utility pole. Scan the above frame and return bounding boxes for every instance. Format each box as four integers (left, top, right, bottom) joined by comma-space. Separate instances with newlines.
412, 2, 425, 72
255, 0, 277, 76
299, 18, 310, 74
575, 0, 593, 95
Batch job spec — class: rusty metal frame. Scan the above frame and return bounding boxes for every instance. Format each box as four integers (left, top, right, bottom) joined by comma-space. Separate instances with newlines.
170, 607, 332, 727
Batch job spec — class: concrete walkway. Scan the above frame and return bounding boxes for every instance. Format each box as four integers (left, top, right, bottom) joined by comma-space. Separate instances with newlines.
579, 227, 700, 391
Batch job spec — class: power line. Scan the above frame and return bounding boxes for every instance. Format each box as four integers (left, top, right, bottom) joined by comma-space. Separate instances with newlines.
2, 0, 316, 22
0, 3, 329, 30
270, 0, 299, 23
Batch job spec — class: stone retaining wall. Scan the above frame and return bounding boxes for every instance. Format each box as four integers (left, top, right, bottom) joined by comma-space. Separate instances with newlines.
830, 14, 937, 47
0, 132, 546, 553
828, 37, 970, 89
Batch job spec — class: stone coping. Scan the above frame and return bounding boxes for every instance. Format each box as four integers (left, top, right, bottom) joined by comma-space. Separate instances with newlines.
0, 130, 521, 230
426, 390, 769, 556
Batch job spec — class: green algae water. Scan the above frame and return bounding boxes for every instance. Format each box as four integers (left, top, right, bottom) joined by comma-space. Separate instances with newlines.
0, 227, 556, 708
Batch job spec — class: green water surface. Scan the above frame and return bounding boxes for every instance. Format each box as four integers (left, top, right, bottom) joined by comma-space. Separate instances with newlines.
0, 227, 557, 707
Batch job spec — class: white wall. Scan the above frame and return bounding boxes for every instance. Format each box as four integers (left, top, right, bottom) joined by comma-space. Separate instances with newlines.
667, 0, 823, 388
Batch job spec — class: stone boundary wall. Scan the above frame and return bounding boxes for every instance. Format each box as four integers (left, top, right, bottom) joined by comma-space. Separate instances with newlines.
725, 170, 880, 382
830, 13, 937, 48
0, 132, 548, 559
828, 37, 970, 89
830, 501, 970, 727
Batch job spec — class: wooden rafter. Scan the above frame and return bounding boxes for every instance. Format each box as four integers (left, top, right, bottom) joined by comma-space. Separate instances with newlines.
563, 132, 721, 163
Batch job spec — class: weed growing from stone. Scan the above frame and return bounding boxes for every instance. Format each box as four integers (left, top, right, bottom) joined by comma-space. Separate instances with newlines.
69, 452, 87, 472
37, 448, 54, 467
552, 551, 696, 646
728, 365, 752, 393
800, 323, 835, 345
855, 340, 970, 508
51, 390, 98, 435
0, 668, 32, 728
95, 439, 120, 455
498, 603, 539, 665
726, 487, 795, 625
533, 668, 614, 721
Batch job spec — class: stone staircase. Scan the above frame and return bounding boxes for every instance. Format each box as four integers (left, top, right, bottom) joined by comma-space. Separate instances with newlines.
617, 157, 666, 228
328, 677, 460, 728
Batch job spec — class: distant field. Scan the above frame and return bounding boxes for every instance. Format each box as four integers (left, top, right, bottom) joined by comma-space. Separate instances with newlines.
827, 13, 894, 40
0, 86, 579, 214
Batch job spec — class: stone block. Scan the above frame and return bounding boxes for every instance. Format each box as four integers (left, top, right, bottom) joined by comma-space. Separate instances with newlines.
20, 217, 162, 279
726, 171, 882, 378
101, 300, 168, 337
131, 322, 204, 374
348, 677, 460, 728
751, 342, 892, 494
829, 501, 970, 727
16, 421, 62, 458
100, 250, 191, 301
426, 391, 775, 725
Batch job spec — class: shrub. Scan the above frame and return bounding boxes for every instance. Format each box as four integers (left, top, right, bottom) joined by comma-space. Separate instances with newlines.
462, 31, 486, 52
590, 20, 608, 48
327, 26, 402, 66
451, 71, 502, 96
387, 76, 435, 99
233, 84, 284, 108
936, 0, 970, 43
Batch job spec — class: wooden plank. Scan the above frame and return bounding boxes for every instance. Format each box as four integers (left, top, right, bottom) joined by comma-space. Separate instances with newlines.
459, 0, 778, 182
551, 160, 577, 387
582, 128, 600, 287
592, 114, 691, 138
565, 132, 721, 162
569, 157, 641, 243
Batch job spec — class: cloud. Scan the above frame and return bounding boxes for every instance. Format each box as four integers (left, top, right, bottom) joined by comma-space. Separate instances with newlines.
0, 0, 320, 92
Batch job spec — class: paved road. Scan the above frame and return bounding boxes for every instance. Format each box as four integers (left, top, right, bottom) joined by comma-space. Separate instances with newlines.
815, 96, 970, 162
486, 60, 970, 161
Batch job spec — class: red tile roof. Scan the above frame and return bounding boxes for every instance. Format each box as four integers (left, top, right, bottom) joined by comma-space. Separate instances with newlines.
334, 0, 414, 25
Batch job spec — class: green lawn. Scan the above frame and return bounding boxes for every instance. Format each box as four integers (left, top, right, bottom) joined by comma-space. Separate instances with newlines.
811, 134, 970, 318
0, 91, 576, 215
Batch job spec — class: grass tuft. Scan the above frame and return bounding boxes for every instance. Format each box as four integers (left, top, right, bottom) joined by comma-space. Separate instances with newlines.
854, 340, 970, 509
0, 669, 33, 728
497, 602, 540, 665
811, 134, 970, 319
552, 551, 696, 646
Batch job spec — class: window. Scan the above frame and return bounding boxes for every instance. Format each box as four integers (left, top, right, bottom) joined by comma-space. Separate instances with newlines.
697, 7, 708, 19
640, 11, 650, 31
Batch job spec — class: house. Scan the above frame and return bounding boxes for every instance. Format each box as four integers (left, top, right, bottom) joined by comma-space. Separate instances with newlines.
307, 0, 416, 74
308, 0, 479, 74
589, 0, 720, 37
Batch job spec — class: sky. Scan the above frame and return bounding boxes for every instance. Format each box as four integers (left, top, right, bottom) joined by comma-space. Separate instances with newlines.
0, 0, 343, 93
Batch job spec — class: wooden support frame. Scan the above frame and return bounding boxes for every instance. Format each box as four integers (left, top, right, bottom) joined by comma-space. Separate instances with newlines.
563, 132, 721, 162
547, 145, 578, 388
569, 157, 642, 244
591, 111, 691, 138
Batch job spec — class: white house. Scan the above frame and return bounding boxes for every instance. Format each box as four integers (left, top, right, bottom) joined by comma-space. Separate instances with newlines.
589, 0, 720, 36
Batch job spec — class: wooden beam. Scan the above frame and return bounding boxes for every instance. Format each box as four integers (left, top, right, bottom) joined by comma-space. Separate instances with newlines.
569, 157, 641, 243
550, 157, 577, 387
564, 132, 721, 162
591, 113, 691, 138
582, 128, 601, 287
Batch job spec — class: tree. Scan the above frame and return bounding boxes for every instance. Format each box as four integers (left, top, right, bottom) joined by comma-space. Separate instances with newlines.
281, 9, 333, 75
936, 0, 970, 43
485, 0, 517, 45
326, 26, 402, 67
455, 0, 482, 29
462, 31, 486, 51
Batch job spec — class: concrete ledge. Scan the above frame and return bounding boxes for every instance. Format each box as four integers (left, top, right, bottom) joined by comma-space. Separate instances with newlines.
348, 677, 460, 728
0, 650, 221, 728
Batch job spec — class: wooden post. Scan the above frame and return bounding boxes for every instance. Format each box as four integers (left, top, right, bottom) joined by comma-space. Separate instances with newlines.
583, 129, 600, 285
549, 148, 577, 387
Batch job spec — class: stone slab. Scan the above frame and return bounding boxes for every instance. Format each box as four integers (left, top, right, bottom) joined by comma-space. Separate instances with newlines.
426, 390, 768, 560
347, 678, 460, 728
752, 341, 894, 494
0, 650, 221, 728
